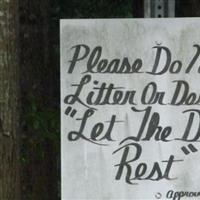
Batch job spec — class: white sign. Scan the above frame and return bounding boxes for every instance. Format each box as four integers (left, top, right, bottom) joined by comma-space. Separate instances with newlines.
61, 19, 200, 200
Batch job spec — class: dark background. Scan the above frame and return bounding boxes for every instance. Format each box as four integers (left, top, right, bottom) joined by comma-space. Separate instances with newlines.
18, 0, 200, 199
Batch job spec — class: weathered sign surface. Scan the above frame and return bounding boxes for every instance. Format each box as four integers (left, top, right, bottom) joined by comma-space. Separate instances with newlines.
61, 19, 200, 199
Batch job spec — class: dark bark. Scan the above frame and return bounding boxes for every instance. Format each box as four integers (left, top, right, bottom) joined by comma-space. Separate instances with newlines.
0, 0, 20, 199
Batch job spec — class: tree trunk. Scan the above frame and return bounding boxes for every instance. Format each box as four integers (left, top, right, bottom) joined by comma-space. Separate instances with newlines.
0, 0, 20, 199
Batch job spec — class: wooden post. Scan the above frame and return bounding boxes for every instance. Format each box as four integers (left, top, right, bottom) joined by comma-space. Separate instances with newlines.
144, 0, 175, 18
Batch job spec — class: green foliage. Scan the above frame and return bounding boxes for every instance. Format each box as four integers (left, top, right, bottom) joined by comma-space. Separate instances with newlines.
27, 100, 59, 141
25, 98, 59, 142
51, 0, 133, 18
21, 97, 59, 164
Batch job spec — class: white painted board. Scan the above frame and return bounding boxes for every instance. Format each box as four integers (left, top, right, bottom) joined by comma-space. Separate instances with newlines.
61, 19, 200, 200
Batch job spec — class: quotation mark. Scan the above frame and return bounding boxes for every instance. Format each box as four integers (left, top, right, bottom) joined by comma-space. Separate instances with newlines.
65, 106, 77, 118
181, 144, 198, 155
155, 193, 162, 199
